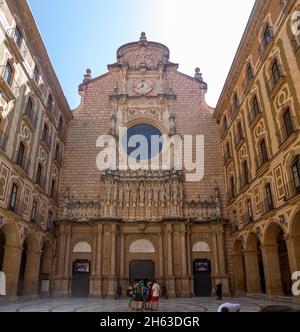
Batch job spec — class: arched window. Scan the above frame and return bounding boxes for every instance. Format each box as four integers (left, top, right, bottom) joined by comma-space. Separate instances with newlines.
271, 59, 281, 85
58, 117, 64, 136
246, 199, 253, 222
48, 210, 54, 232
50, 179, 56, 199
3, 62, 13, 86
263, 24, 273, 45
252, 96, 260, 116
265, 183, 274, 211
292, 156, 300, 192
16, 142, 25, 167
33, 65, 40, 83
36, 163, 42, 186
13, 26, 22, 48
229, 176, 235, 199
47, 94, 54, 112
223, 116, 228, 133
243, 161, 249, 184
225, 142, 231, 160
233, 93, 240, 110
31, 199, 37, 223
260, 139, 268, 163
246, 64, 254, 82
25, 98, 33, 117
283, 108, 294, 138
9, 183, 18, 212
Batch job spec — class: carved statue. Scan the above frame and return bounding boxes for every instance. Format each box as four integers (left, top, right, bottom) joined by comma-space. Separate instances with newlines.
118, 183, 124, 204
139, 182, 145, 204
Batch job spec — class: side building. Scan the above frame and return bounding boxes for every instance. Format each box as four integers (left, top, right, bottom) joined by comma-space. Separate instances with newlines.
0, 0, 73, 299
214, 0, 300, 301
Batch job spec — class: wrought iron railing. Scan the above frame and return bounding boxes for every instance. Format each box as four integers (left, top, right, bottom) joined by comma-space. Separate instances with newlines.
248, 103, 262, 126
8, 197, 24, 217
284, 179, 300, 201
258, 27, 274, 57
24, 105, 38, 128
255, 148, 270, 171
239, 174, 251, 191
41, 132, 52, 149
36, 174, 47, 191
234, 132, 245, 147
261, 198, 275, 215
14, 151, 30, 174
6, 28, 28, 60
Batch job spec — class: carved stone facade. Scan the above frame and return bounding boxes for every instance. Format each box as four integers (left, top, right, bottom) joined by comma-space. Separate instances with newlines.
53, 32, 229, 298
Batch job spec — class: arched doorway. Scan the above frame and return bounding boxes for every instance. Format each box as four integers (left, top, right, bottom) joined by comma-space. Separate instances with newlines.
264, 223, 291, 296
244, 233, 266, 294
232, 239, 246, 294
71, 242, 92, 298
192, 241, 212, 297
0, 229, 5, 271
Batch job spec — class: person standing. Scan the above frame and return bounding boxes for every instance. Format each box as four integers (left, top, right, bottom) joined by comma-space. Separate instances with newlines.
151, 280, 161, 312
216, 282, 223, 301
126, 285, 134, 310
144, 282, 152, 311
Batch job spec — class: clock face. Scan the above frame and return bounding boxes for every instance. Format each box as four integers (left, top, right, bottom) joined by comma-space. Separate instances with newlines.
134, 80, 153, 95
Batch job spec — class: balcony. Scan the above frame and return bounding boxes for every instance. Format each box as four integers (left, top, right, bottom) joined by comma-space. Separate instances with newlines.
284, 180, 300, 201
248, 104, 262, 126
267, 66, 285, 96
234, 132, 245, 148
0, 130, 8, 152
255, 148, 270, 171
8, 198, 24, 217
31, 212, 45, 228
242, 76, 254, 95
14, 151, 30, 174
261, 198, 275, 215
258, 27, 274, 58
0, 65, 19, 102
6, 28, 27, 63
40, 132, 52, 150
276, 117, 299, 147
239, 174, 252, 191
23, 106, 38, 129
36, 174, 47, 191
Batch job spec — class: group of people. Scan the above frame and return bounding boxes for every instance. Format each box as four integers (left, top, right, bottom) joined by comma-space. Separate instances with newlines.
127, 280, 161, 311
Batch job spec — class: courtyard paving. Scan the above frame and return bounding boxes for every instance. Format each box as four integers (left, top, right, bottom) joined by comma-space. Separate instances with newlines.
0, 297, 300, 312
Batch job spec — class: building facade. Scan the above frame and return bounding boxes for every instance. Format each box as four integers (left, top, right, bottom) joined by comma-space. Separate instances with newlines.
0, 0, 73, 299
0, 0, 300, 302
214, 0, 300, 300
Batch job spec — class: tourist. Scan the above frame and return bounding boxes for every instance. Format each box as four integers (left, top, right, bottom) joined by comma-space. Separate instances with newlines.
133, 280, 144, 311
126, 285, 134, 310
144, 281, 152, 311
218, 303, 241, 312
150, 280, 161, 312
215, 282, 223, 301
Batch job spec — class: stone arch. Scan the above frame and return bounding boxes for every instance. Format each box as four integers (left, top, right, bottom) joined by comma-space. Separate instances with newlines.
73, 241, 92, 253
129, 239, 155, 253
232, 238, 246, 294
262, 221, 291, 296
192, 241, 210, 252
0, 222, 21, 246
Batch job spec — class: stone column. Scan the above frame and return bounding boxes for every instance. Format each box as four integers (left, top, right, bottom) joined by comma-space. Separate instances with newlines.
90, 224, 102, 297
186, 226, 193, 296
165, 223, 176, 298
180, 224, 190, 297
22, 250, 42, 297
216, 229, 230, 295
63, 226, 72, 295
158, 232, 164, 285
120, 231, 127, 296
261, 244, 283, 297
243, 249, 262, 294
107, 224, 117, 298
2, 245, 23, 299
53, 225, 67, 296
232, 253, 246, 294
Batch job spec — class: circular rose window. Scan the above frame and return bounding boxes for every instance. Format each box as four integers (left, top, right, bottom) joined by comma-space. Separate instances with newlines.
122, 123, 163, 161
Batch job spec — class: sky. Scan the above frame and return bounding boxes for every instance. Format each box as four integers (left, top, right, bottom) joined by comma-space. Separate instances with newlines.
28, 0, 256, 110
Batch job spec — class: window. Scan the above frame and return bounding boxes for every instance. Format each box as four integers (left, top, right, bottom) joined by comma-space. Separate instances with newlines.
50, 179, 56, 198
9, 184, 18, 211
247, 199, 253, 221
246, 65, 254, 82
252, 96, 260, 115
36, 164, 42, 185
243, 161, 249, 184
13, 26, 22, 48
266, 183, 274, 210
263, 24, 273, 45
42, 124, 48, 140
229, 176, 235, 199
292, 156, 300, 191
237, 122, 244, 142
226, 142, 230, 158
31, 199, 37, 223
33, 65, 40, 83
25, 98, 33, 117
283, 108, 294, 138
48, 210, 53, 231
55, 144, 60, 160
233, 93, 240, 110
47, 94, 54, 112
271, 59, 281, 84
223, 116, 228, 131
58, 117, 64, 135
260, 139, 268, 163
16, 142, 25, 167
3, 62, 13, 86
